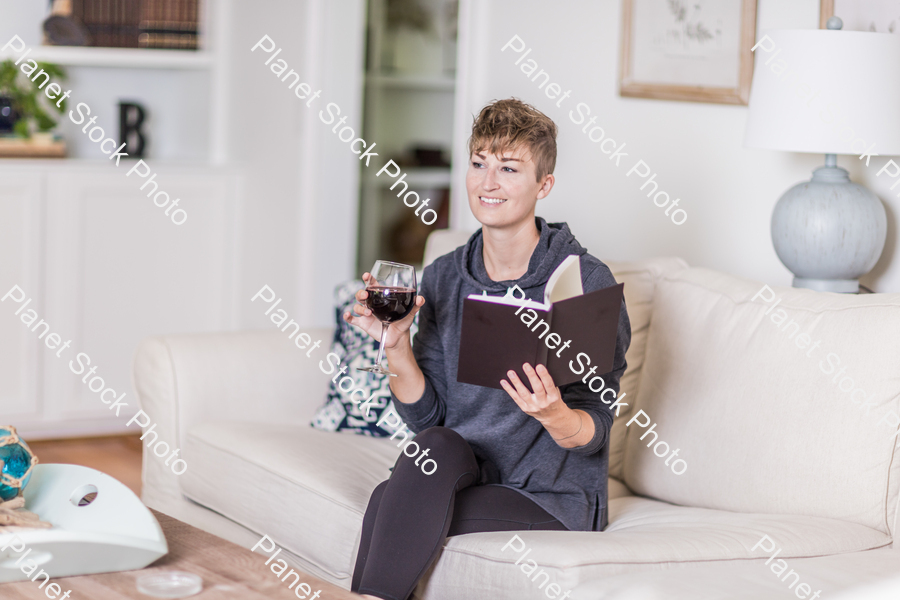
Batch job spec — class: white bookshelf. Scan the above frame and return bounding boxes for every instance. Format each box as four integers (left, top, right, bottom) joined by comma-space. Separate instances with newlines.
365, 73, 455, 91
364, 166, 452, 188
0, 0, 225, 163
0, 46, 213, 69
358, 0, 458, 271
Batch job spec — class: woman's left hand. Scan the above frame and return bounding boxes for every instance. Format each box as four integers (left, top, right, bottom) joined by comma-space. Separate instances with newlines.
501, 363, 594, 447
500, 363, 568, 425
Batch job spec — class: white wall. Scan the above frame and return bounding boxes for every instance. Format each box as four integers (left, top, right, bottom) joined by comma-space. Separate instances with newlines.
451, 0, 899, 292
0, 0, 49, 46
224, 0, 366, 329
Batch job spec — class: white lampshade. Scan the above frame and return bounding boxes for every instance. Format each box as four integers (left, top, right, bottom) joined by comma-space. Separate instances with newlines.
744, 29, 900, 156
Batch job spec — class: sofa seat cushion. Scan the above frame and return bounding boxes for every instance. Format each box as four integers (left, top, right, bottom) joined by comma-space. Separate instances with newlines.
180, 420, 891, 591
180, 421, 642, 581
180, 420, 404, 580
604, 496, 890, 559
480, 547, 900, 600
419, 496, 891, 598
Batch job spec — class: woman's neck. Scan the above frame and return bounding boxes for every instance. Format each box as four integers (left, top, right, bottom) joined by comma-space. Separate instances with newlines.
482, 219, 541, 282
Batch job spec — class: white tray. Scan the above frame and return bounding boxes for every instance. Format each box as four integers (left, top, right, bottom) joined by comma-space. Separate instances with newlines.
0, 463, 168, 582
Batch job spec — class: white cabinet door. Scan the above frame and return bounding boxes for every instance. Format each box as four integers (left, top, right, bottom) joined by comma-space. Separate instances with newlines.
0, 169, 43, 424
0, 162, 238, 439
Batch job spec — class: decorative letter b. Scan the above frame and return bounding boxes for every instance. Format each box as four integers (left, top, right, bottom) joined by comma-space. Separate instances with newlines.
119, 101, 147, 158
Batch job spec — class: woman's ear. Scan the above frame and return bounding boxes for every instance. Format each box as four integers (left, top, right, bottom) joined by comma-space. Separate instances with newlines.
537, 173, 555, 200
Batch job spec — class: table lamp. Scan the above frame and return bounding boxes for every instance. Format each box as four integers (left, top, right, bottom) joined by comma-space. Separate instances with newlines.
744, 18, 900, 293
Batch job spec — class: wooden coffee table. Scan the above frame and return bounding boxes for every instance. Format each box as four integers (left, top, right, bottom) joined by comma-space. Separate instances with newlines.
2, 509, 362, 599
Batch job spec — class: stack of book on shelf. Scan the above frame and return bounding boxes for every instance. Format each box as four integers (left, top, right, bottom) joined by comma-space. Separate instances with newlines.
70, 0, 199, 50
72, 0, 141, 47
138, 0, 200, 50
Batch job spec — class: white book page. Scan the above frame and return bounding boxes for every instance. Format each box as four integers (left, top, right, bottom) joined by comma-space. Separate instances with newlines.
544, 255, 583, 305
467, 293, 550, 312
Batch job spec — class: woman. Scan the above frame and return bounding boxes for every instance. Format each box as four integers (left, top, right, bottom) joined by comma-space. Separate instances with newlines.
345, 98, 631, 600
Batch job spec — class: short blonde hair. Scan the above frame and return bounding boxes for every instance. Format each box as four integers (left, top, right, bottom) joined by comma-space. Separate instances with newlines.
467, 98, 558, 182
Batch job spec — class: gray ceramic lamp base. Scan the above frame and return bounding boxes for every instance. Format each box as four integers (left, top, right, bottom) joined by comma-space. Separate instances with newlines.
771, 165, 886, 294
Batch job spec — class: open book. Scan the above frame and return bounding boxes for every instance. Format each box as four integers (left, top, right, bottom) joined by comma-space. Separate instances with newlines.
457, 255, 624, 390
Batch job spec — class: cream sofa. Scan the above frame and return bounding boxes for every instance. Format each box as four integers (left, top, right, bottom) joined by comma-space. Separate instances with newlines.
133, 231, 900, 599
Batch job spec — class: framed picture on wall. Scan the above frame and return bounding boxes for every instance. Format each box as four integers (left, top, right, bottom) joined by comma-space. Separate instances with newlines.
619, 0, 758, 105
820, 0, 900, 32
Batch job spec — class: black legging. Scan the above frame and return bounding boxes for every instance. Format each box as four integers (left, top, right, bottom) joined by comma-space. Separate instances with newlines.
351, 426, 568, 600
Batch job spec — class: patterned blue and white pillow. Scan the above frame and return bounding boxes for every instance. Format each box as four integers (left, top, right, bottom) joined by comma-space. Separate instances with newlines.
311, 279, 419, 436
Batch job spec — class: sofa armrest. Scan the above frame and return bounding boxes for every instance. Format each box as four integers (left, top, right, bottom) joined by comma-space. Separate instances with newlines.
132, 328, 334, 509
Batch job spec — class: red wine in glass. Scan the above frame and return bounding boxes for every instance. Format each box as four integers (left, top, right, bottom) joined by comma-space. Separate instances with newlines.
364, 287, 416, 323
357, 260, 418, 376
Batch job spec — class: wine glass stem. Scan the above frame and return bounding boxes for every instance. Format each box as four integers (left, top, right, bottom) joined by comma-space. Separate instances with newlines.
375, 322, 389, 368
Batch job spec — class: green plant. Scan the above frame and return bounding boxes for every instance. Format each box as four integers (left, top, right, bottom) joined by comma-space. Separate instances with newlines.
0, 60, 67, 138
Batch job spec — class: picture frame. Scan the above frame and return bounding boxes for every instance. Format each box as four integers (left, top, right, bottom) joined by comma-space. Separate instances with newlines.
820, 0, 900, 33
619, 0, 758, 105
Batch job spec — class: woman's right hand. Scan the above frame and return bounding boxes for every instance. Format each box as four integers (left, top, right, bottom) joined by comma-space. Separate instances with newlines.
343, 272, 425, 350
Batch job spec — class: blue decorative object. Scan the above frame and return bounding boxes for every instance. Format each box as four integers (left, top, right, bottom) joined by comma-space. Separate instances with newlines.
0, 425, 38, 501
311, 279, 419, 436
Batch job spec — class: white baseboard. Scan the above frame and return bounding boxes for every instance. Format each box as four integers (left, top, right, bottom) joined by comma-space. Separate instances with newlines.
12, 418, 133, 441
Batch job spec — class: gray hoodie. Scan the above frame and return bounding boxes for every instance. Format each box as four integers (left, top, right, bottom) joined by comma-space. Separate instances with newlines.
393, 217, 631, 531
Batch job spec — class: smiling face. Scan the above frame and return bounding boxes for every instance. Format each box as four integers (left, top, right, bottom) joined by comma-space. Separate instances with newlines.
466, 145, 555, 231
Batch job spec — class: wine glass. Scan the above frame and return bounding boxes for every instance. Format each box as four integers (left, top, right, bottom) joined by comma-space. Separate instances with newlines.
357, 260, 418, 377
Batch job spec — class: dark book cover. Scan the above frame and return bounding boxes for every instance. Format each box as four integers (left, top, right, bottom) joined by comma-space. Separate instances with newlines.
138, 0, 199, 49
74, 0, 141, 48
457, 282, 624, 391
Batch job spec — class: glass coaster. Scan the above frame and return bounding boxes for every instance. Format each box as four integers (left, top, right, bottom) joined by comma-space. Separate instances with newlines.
136, 571, 203, 598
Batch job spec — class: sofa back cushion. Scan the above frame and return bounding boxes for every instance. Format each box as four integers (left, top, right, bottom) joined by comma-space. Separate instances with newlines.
605, 258, 688, 482
624, 268, 900, 535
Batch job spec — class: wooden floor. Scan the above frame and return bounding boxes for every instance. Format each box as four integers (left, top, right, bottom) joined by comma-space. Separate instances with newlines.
28, 435, 144, 497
